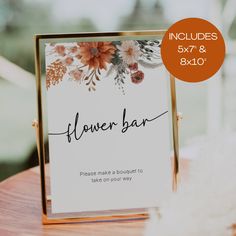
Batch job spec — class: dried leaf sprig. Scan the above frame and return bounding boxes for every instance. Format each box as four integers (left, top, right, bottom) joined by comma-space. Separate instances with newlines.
46, 59, 67, 89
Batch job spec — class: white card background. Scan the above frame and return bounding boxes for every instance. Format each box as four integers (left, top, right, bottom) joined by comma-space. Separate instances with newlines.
45, 41, 172, 214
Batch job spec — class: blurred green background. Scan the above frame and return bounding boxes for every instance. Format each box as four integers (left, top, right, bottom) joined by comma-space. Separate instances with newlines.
0, 0, 236, 181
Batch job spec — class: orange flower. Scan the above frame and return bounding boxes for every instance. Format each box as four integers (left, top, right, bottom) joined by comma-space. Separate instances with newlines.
69, 69, 83, 81
78, 42, 116, 70
54, 45, 66, 56
64, 57, 74, 65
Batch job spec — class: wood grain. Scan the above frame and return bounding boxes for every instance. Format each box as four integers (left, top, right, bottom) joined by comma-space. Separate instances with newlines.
0, 167, 146, 236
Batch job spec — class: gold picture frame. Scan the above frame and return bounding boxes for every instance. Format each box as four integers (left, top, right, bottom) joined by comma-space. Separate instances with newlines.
33, 30, 179, 225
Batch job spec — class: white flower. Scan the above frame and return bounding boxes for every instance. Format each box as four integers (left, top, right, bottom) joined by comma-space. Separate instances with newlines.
117, 41, 141, 65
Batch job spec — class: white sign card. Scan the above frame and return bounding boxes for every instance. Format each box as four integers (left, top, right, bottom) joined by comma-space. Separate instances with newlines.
45, 38, 172, 214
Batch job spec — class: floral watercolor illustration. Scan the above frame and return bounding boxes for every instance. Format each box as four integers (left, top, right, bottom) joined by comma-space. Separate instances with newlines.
46, 40, 162, 93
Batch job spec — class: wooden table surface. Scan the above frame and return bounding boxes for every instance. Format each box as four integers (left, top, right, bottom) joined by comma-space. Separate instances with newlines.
1, 163, 235, 236
0, 166, 147, 236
